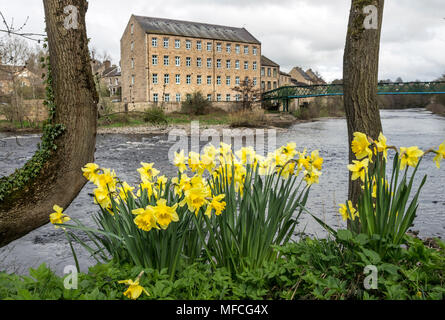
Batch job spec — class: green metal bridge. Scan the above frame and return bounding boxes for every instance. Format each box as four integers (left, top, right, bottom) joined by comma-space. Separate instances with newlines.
262, 81, 445, 111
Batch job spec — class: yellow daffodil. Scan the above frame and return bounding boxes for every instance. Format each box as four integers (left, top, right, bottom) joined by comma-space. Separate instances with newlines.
433, 141, 445, 169
49, 205, 70, 228
137, 162, 160, 181
280, 142, 297, 159
118, 182, 135, 201
204, 194, 226, 218
339, 201, 358, 221
97, 168, 117, 192
374, 132, 388, 161
153, 199, 179, 229
303, 169, 321, 186
347, 158, 369, 182
132, 206, 159, 232
310, 150, 323, 171
235, 147, 256, 165
93, 187, 113, 212
137, 177, 156, 199
400, 146, 424, 170
118, 278, 150, 300
173, 150, 188, 173
82, 163, 101, 185
180, 185, 211, 215
351, 132, 373, 160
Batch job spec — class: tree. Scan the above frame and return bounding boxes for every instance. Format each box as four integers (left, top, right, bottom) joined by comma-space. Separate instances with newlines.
232, 78, 261, 110
343, 0, 385, 232
0, 0, 98, 247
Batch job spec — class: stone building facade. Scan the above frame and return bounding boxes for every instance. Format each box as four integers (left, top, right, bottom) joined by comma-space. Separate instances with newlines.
121, 15, 262, 108
260, 55, 280, 92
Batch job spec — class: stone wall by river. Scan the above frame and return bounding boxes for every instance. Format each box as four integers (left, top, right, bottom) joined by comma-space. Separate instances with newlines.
0, 108, 444, 275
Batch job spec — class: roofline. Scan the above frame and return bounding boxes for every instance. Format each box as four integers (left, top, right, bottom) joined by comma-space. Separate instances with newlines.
132, 15, 261, 45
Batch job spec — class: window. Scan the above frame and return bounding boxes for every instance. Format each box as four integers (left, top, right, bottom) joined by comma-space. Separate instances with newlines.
207, 94, 212, 101
253, 61, 257, 71
207, 75, 212, 85
197, 75, 202, 85
235, 94, 241, 101
207, 58, 212, 68
261, 81, 265, 90
152, 55, 158, 66
131, 41, 134, 51
115, 78, 119, 85
186, 57, 191, 67
267, 68, 271, 77
130, 24, 134, 34
175, 39, 180, 49
164, 74, 170, 84
235, 60, 240, 69
176, 94, 181, 102
216, 43, 222, 52
186, 75, 191, 84
253, 77, 257, 86
131, 58, 134, 69
267, 81, 271, 90
207, 42, 212, 51
197, 41, 202, 50
273, 81, 277, 89
163, 38, 169, 48
131, 75, 135, 85
244, 46, 249, 54
152, 38, 157, 47
186, 40, 191, 50
244, 61, 249, 70
226, 44, 231, 53
175, 56, 180, 67
197, 57, 202, 67
226, 60, 231, 69
253, 47, 257, 56
153, 93, 158, 102
164, 93, 170, 102
164, 55, 169, 66
216, 59, 221, 68
152, 73, 158, 84
273, 68, 277, 77
226, 76, 231, 85
235, 76, 240, 85
175, 74, 180, 85
217, 94, 222, 102
261, 67, 265, 76
216, 76, 221, 85
226, 94, 231, 102
235, 44, 240, 54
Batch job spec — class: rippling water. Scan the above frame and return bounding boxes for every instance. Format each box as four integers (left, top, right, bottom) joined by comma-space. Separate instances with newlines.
0, 109, 444, 275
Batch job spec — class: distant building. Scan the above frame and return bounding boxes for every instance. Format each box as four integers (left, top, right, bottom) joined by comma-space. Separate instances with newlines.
120, 15, 262, 106
305, 68, 326, 84
0, 65, 40, 97
260, 55, 280, 91
279, 71, 292, 87
91, 60, 122, 98
289, 67, 314, 85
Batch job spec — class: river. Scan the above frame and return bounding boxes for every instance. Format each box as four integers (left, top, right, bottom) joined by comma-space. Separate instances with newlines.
0, 108, 444, 275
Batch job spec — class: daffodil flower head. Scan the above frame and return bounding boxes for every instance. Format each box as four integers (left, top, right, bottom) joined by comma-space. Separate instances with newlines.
400, 146, 424, 170
433, 141, 445, 169
132, 206, 159, 232
82, 163, 101, 185
49, 205, 70, 228
153, 199, 179, 229
347, 158, 369, 182
351, 132, 373, 161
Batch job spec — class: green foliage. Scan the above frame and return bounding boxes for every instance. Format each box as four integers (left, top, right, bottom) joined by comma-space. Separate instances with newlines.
1, 237, 444, 300
181, 91, 211, 115
143, 107, 167, 125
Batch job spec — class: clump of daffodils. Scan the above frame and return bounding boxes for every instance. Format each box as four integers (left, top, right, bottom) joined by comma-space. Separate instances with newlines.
77, 142, 323, 233
339, 132, 444, 222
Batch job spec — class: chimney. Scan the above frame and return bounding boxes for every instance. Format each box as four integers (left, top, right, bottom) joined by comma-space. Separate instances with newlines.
104, 60, 111, 69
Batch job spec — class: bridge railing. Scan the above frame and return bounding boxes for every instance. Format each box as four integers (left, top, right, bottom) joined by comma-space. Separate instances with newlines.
262, 81, 445, 101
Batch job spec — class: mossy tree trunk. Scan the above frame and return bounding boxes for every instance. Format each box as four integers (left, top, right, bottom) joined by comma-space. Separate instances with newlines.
343, 0, 384, 232
0, 0, 97, 247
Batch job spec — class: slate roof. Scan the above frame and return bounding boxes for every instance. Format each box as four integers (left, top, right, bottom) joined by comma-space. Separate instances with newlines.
292, 67, 313, 82
133, 15, 261, 44
261, 55, 280, 68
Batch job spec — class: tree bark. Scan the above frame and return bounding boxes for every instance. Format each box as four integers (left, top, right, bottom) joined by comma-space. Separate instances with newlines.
0, 0, 98, 247
343, 0, 384, 232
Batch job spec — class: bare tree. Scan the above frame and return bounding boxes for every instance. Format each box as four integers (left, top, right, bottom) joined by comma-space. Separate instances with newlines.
0, 0, 98, 247
343, 0, 385, 232
232, 78, 261, 111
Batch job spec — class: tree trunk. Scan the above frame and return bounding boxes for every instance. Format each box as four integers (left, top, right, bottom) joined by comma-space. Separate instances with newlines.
343, 0, 384, 232
0, 0, 98, 247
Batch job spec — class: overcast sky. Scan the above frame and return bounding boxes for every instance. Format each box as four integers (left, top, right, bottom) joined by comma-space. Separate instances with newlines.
2, 0, 445, 82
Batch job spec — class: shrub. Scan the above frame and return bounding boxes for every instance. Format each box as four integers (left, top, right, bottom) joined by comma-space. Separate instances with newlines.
143, 107, 167, 125
181, 91, 210, 115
